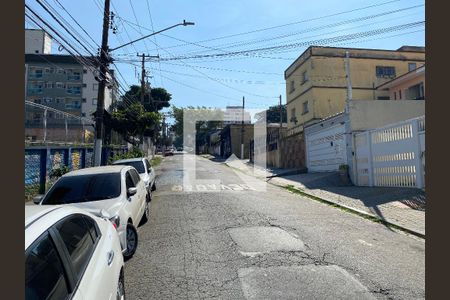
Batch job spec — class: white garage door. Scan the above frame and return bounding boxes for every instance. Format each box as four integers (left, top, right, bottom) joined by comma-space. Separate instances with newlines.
306, 124, 347, 172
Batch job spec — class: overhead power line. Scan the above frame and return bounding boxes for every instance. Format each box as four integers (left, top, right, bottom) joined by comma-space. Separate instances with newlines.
158, 21, 425, 61
142, 0, 406, 51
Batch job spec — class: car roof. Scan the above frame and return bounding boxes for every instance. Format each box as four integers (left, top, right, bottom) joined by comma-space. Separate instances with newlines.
62, 165, 128, 176
25, 205, 101, 249
112, 157, 145, 164
25, 205, 61, 227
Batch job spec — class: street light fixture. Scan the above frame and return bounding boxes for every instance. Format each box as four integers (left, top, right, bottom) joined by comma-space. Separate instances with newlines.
109, 20, 195, 52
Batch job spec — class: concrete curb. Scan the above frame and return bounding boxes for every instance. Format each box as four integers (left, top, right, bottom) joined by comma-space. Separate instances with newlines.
222, 160, 425, 239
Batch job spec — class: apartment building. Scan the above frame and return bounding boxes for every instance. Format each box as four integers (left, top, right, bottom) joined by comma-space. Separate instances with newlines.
284, 45, 425, 135
223, 106, 251, 124
25, 54, 117, 126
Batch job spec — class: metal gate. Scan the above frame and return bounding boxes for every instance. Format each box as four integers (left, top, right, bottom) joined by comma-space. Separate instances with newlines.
354, 116, 425, 188
306, 123, 347, 172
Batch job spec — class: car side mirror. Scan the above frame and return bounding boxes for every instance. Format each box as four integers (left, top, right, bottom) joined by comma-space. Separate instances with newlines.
33, 195, 43, 204
148, 168, 152, 173
127, 187, 137, 197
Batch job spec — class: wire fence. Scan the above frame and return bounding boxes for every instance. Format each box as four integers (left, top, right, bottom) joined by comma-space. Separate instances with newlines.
25, 146, 129, 201
24, 101, 130, 201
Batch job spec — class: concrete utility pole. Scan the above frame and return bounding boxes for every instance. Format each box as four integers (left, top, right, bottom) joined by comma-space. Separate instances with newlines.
93, 0, 110, 166
279, 95, 283, 130
139, 53, 146, 104
241, 96, 245, 159
138, 53, 159, 106
344, 51, 352, 114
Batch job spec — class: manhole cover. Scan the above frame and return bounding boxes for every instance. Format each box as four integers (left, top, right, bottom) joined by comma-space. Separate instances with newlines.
228, 226, 304, 255
238, 265, 375, 300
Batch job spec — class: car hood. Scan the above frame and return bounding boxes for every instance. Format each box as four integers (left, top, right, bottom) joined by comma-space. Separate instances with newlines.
69, 198, 124, 218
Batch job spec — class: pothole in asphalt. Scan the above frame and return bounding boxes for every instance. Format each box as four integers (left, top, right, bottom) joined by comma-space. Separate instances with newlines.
238, 265, 375, 300
228, 226, 305, 256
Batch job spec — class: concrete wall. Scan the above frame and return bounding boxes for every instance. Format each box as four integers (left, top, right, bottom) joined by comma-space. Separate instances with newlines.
285, 46, 425, 132
230, 125, 254, 159
25, 29, 52, 54
348, 100, 425, 131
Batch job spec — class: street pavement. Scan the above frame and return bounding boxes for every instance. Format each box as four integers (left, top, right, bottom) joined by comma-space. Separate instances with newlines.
125, 154, 424, 299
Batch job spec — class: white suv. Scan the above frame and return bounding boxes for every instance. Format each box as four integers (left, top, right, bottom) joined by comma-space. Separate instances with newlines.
25, 205, 125, 300
112, 157, 156, 201
36, 165, 148, 258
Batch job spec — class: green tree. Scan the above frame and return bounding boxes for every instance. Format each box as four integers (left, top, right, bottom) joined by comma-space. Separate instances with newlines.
170, 106, 224, 151
120, 85, 172, 112
255, 104, 287, 123
107, 102, 161, 146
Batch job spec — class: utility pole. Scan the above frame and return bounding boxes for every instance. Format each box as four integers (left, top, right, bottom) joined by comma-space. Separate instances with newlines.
137, 53, 159, 108
93, 0, 110, 166
139, 53, 146, 104
279, 95, 283, 130
344, 51, 352, 114
241, 96, 245, 159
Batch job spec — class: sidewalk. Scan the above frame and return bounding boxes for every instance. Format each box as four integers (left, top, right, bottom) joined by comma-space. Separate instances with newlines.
222, 155, 425, 237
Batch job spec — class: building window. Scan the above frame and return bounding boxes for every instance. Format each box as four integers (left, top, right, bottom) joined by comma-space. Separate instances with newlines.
34, 98, 42, 104
289, 81, 295, 93
92, 98, 98, 105
28, 82, 43, 94
406, 82, 425, 100
56, 82, 65, 89
82, 98, 87, 103
301, 70, 309, 84
29, 68, 43, 79
408, 63, 417, 72
65, 100, 81, 110
82, 83, 87, 88
57, 68, 65, 74
93, 83, 99, 91
45, 82, 53, 88
56, 97, 64, 104
290, 108, 297, 124
68, 70, 81, 80
376, 66, 396, 78
302, 101, 309, 114
43, 97, 53, 103
45, 68, 54, 74
67, 85, 81, 95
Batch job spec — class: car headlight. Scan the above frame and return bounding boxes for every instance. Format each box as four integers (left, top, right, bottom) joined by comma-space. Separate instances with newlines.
109, 215, 120, 230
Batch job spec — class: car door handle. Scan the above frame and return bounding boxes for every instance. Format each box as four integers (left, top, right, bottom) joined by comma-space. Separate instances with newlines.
107, 250, 114, 266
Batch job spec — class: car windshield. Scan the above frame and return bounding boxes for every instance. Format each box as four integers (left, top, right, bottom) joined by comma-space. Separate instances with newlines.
114, 161, 145, 174
41, 173, 121, 204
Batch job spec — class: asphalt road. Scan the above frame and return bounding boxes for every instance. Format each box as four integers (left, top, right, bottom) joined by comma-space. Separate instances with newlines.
125, 154, 424, 299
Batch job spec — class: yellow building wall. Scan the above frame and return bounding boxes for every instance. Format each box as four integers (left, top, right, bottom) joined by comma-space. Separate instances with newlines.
286, 50, 425, 131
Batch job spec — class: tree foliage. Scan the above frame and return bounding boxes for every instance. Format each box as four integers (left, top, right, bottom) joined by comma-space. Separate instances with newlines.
107, 102, 160, 146
120, 85, 172, 112
255, 104, 287, 123
170, 106, 224, 150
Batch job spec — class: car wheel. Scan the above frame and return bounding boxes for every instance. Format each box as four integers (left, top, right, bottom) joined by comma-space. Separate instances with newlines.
140, 202, 149, 225
116, 270, 125, 300
146, 189, 152, 202
123, 223, 138, 259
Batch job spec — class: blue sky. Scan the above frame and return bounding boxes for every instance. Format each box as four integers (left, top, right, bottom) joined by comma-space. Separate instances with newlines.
26, 0, 425, 115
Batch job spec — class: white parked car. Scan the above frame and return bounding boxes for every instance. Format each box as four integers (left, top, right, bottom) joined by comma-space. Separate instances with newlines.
112, 157, 156, 201
36, 165, 148, 258
25, 205, 125, 300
